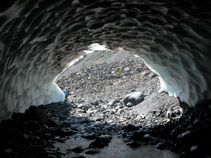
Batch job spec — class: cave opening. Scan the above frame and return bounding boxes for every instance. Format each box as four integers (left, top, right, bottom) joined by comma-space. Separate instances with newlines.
49, 46, 184, 157
56, 44, 183, 128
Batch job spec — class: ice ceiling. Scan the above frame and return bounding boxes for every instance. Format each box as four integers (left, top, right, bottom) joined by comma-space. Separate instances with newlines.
0, 0, 211, 121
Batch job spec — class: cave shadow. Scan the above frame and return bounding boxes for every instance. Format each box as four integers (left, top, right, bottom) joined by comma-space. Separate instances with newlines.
0, 100, 210, 158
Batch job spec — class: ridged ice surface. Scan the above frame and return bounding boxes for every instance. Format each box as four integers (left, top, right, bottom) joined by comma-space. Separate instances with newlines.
0, 0, 211, 121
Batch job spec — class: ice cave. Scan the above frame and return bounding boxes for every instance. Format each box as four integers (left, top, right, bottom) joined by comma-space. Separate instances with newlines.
0, 0, 211, 121
0, 1, 211, 158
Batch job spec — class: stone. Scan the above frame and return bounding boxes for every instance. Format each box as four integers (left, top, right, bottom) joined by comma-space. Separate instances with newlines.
142, 72, 150, 76
72, 146, 84, 153
85, 148, 100, 154
126, 102, 134, 107
73, 156, 86, 158
122, 133, 127, 138
123, 67, 130, 72
190, 145, 198, 152
91, 100, 99, 106
108, 99, 122, 107
137, 67, 142, 72
149, 73, 157, 78
89, 135, 112, 148
177, 131, 191, 140
25, 106, 56, 127
154, 141, 166, 149
123, 124, 139, 132
78, 104, 85, 108
4, 149, 13, 154
82, 133, 97, 140
127, 141, 141, 148
27, 120, 41, 131
95, 117, 104, 121
123, 92, 145, 107
130, 129, 146, 141
167, 105, 183, 120
53, 128, 76, 136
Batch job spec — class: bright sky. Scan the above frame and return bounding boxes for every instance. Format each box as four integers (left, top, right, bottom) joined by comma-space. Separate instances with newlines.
84, 43, 107, 54
67, 43, 107, 68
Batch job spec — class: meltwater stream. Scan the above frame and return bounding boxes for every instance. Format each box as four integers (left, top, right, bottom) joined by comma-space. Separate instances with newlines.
54, 137, 178, 158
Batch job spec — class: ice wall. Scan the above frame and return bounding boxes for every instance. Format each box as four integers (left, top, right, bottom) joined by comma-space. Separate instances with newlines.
138, 49, 211, 106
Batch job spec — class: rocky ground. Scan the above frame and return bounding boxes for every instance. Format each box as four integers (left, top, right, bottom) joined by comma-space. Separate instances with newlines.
1, 101, 210, 158
57, 50, 181, 128
0, 51, 210, 158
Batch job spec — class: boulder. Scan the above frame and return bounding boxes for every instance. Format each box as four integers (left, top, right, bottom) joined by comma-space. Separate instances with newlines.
123, 92, 145, 107
77, 104, 89, 112
127, 140, 141, 148
123, 67, 130, 72
108, 99, 122, 107
166, 105, 183, 120
25, 106, 56, 126
85, 148, 100, 154
91, 100, 99, 106
130, 129, 146, 141
72, 146, 84, 153
123, 123, 139, 132
89, 135, 112, 148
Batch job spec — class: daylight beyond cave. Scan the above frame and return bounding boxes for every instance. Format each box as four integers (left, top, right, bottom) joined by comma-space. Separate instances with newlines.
0, 0, 211, 121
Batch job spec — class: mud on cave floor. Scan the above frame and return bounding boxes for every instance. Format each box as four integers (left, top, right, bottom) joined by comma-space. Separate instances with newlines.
0, 98, 211, 158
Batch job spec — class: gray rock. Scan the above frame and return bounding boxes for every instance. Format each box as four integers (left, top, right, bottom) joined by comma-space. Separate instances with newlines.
127, 141, 141, 148
85, 148, 100, 154
167, 105, 183, 120
149, 73, 157, 78
91, 100, 99, 106
77, 104, 85, 108
123, 67, 130, 72
123, 92, 145, 107
25, 106, 56, 126
108, 99, 121, 107
77, 104, 89, 112
126, 102, 134, 107
72, 146, 84, 153
124, 124, 139, 131
89, 135, 112, 148
136, 67, 142, 72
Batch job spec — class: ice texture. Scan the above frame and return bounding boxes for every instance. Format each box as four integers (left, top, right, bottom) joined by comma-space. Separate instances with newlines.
0, 0, 211, 121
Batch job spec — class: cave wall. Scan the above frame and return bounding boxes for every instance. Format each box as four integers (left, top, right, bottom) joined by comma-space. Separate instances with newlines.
0, 0, 211, 121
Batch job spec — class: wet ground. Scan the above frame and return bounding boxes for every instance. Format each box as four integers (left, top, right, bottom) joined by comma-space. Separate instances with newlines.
0, 100, 210, 158
54, 137, 177, 158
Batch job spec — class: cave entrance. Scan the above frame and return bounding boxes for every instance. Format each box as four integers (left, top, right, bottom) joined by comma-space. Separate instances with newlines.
52, 44, 183, 157
56, 44, 183, 128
